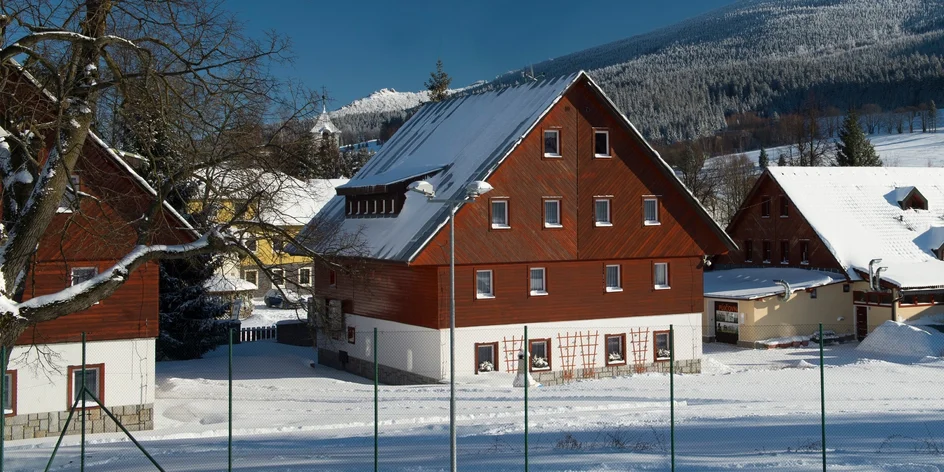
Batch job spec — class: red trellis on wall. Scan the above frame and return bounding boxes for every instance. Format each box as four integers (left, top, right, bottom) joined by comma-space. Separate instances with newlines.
557, 331, 599, 380
629, 328, 650, 373
502, 336, 524, 372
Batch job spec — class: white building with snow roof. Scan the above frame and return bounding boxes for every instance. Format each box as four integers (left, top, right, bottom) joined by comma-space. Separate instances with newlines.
297, 71, 735, 384
710, 167, 944, 346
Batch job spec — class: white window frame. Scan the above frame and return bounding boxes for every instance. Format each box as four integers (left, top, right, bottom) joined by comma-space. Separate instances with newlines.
71, 366, 102, 408
544, 199, 562, 228
243, 269, 258, 286
271, 268, 285, 287
644, 197, 660, 225
529, 267, 547, 296
605, 334, 626, 365
476, 270, 494, 299
605, 264, 622, 292
654, 262, 670, 290
594, 198, 612, 226
475, 343, 498, 373
654, 331, 671, 360
70, 267, 98, 286
594, 130, 610, 158
543, 129, 561, 158
491, 199, 510, 229
529, 339, 551, 371
298, 267, 312, 286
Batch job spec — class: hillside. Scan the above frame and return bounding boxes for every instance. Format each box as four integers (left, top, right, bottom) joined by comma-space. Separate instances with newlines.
490, 0, 944, 142
336, 0, 944, 143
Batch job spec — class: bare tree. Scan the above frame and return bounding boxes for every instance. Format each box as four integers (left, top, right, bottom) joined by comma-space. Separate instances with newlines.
715, 153, 758, 225
0, 1, 361, 362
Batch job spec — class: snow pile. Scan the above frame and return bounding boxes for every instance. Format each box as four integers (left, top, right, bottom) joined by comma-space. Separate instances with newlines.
856, 320, 944, 359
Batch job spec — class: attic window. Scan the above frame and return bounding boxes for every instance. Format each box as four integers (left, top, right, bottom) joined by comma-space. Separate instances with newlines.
896, 187, 928, 211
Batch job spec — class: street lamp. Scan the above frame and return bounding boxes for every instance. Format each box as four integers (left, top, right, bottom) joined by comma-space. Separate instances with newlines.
408, 179, 493, 472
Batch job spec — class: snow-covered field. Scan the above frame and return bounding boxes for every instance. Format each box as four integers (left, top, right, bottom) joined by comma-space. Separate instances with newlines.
709, 129, 944, 169
6, 323, 944, 471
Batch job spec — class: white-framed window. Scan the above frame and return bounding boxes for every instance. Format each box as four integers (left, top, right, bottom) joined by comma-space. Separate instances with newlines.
245, 238, 258, 253
243, 269, 258, 286
644, 197, 660, 225
605, 264, 622, 292
69, 365, 102, 408
476, 270, 494, 299
271, 268, 285, 286
491, 199, 509, 229
298, 267, 312, 286
544, 199, 562, 228
605, 334, 626, 365
594, 198, 611, 226
654, 262, 670, 289
71, 267, 97, 286
543, 129, 561, 157
3, 370, 14, 415
475, 342, 498, 373
654, 331, 671, 361
529, 338, 551, 371
529, 267, 547, 296
594, 130, 610, 157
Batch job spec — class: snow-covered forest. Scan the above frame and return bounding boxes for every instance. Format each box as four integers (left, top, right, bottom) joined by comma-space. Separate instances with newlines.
337, 0, 944, 144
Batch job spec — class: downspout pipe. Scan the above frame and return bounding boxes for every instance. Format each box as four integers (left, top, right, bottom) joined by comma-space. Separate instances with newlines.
868, 258, 883, 291
773, 279, 792, 301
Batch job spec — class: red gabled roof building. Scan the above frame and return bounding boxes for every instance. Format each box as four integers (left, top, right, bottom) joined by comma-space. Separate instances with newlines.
300, 72, 734, 384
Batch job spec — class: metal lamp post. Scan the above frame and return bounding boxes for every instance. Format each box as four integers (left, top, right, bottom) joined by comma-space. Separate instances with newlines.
408, 179, 493, 472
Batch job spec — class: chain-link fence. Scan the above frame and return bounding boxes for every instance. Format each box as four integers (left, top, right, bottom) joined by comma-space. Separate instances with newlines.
4, 322, 944, 471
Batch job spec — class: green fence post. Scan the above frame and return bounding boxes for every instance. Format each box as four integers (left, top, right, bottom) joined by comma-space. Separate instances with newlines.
670, 324, 675, 472
81, 332, 86, 472
374, 327, 378, 472
229, 328, 233, 472
524, 325, 529, 472
1, 347, 5, 472
819, 323, 826, 471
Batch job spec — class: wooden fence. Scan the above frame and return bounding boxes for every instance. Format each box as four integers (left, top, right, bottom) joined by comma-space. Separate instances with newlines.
240, 325, 277, 343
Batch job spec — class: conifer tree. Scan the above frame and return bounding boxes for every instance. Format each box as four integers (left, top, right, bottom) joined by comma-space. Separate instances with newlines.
758, 148, 769, 168
777, 154, 788, 167
425, 59, 452, 102
835, 110, 882, 166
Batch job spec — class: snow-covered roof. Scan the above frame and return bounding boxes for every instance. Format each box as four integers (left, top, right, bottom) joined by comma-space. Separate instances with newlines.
768, 167, 944, 290
704, 267, 845, 300
204, 274, 257, 293
265, 177, 348, 227
299, 71, 733, 262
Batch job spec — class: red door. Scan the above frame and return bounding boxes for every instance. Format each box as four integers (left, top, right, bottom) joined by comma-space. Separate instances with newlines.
855, 306, 868, 340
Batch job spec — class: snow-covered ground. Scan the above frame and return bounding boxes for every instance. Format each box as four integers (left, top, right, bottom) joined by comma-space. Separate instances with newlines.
708, 129, 944, 169
7, 323, 944, 471
239, 298, 307, 328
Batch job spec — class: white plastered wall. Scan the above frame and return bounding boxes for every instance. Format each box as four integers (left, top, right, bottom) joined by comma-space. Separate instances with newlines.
8, 338, 155, 415
337, 313, 702, 380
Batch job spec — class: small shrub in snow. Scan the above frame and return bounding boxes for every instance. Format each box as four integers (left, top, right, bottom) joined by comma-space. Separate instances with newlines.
555, 434, 582, 450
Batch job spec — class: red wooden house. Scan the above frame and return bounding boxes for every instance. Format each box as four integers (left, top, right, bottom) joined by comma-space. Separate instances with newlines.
299, 72, 734, 384
2, 66, 195, 440
707, 167, 944, 346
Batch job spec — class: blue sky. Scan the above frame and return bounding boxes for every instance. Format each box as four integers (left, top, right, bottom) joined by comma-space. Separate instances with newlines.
225, 0, 738, 109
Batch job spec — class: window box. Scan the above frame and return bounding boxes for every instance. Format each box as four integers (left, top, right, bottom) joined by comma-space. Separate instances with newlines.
476, 270, 495, 299
67, 364, 104, 410
654, 262, 670, 290
543, 129, 561, 158
594, 198, 612, 226
475, 342, 499, 373
594, 130, 610, 158
605, 264, 622, 292
529, 267, 547, 296
544, 199, 562, 228
490, 198, 510, 229
654, 330, 671, 361
644, 197, 660, 225
605, 333, 627, 366
529, 338, 552, 371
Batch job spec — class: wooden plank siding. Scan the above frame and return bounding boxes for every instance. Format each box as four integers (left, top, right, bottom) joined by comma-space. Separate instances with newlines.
444, 257, 704, 328
315, 261, 440, 329
16, 261, 159, 344
720, 172, 844, 271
